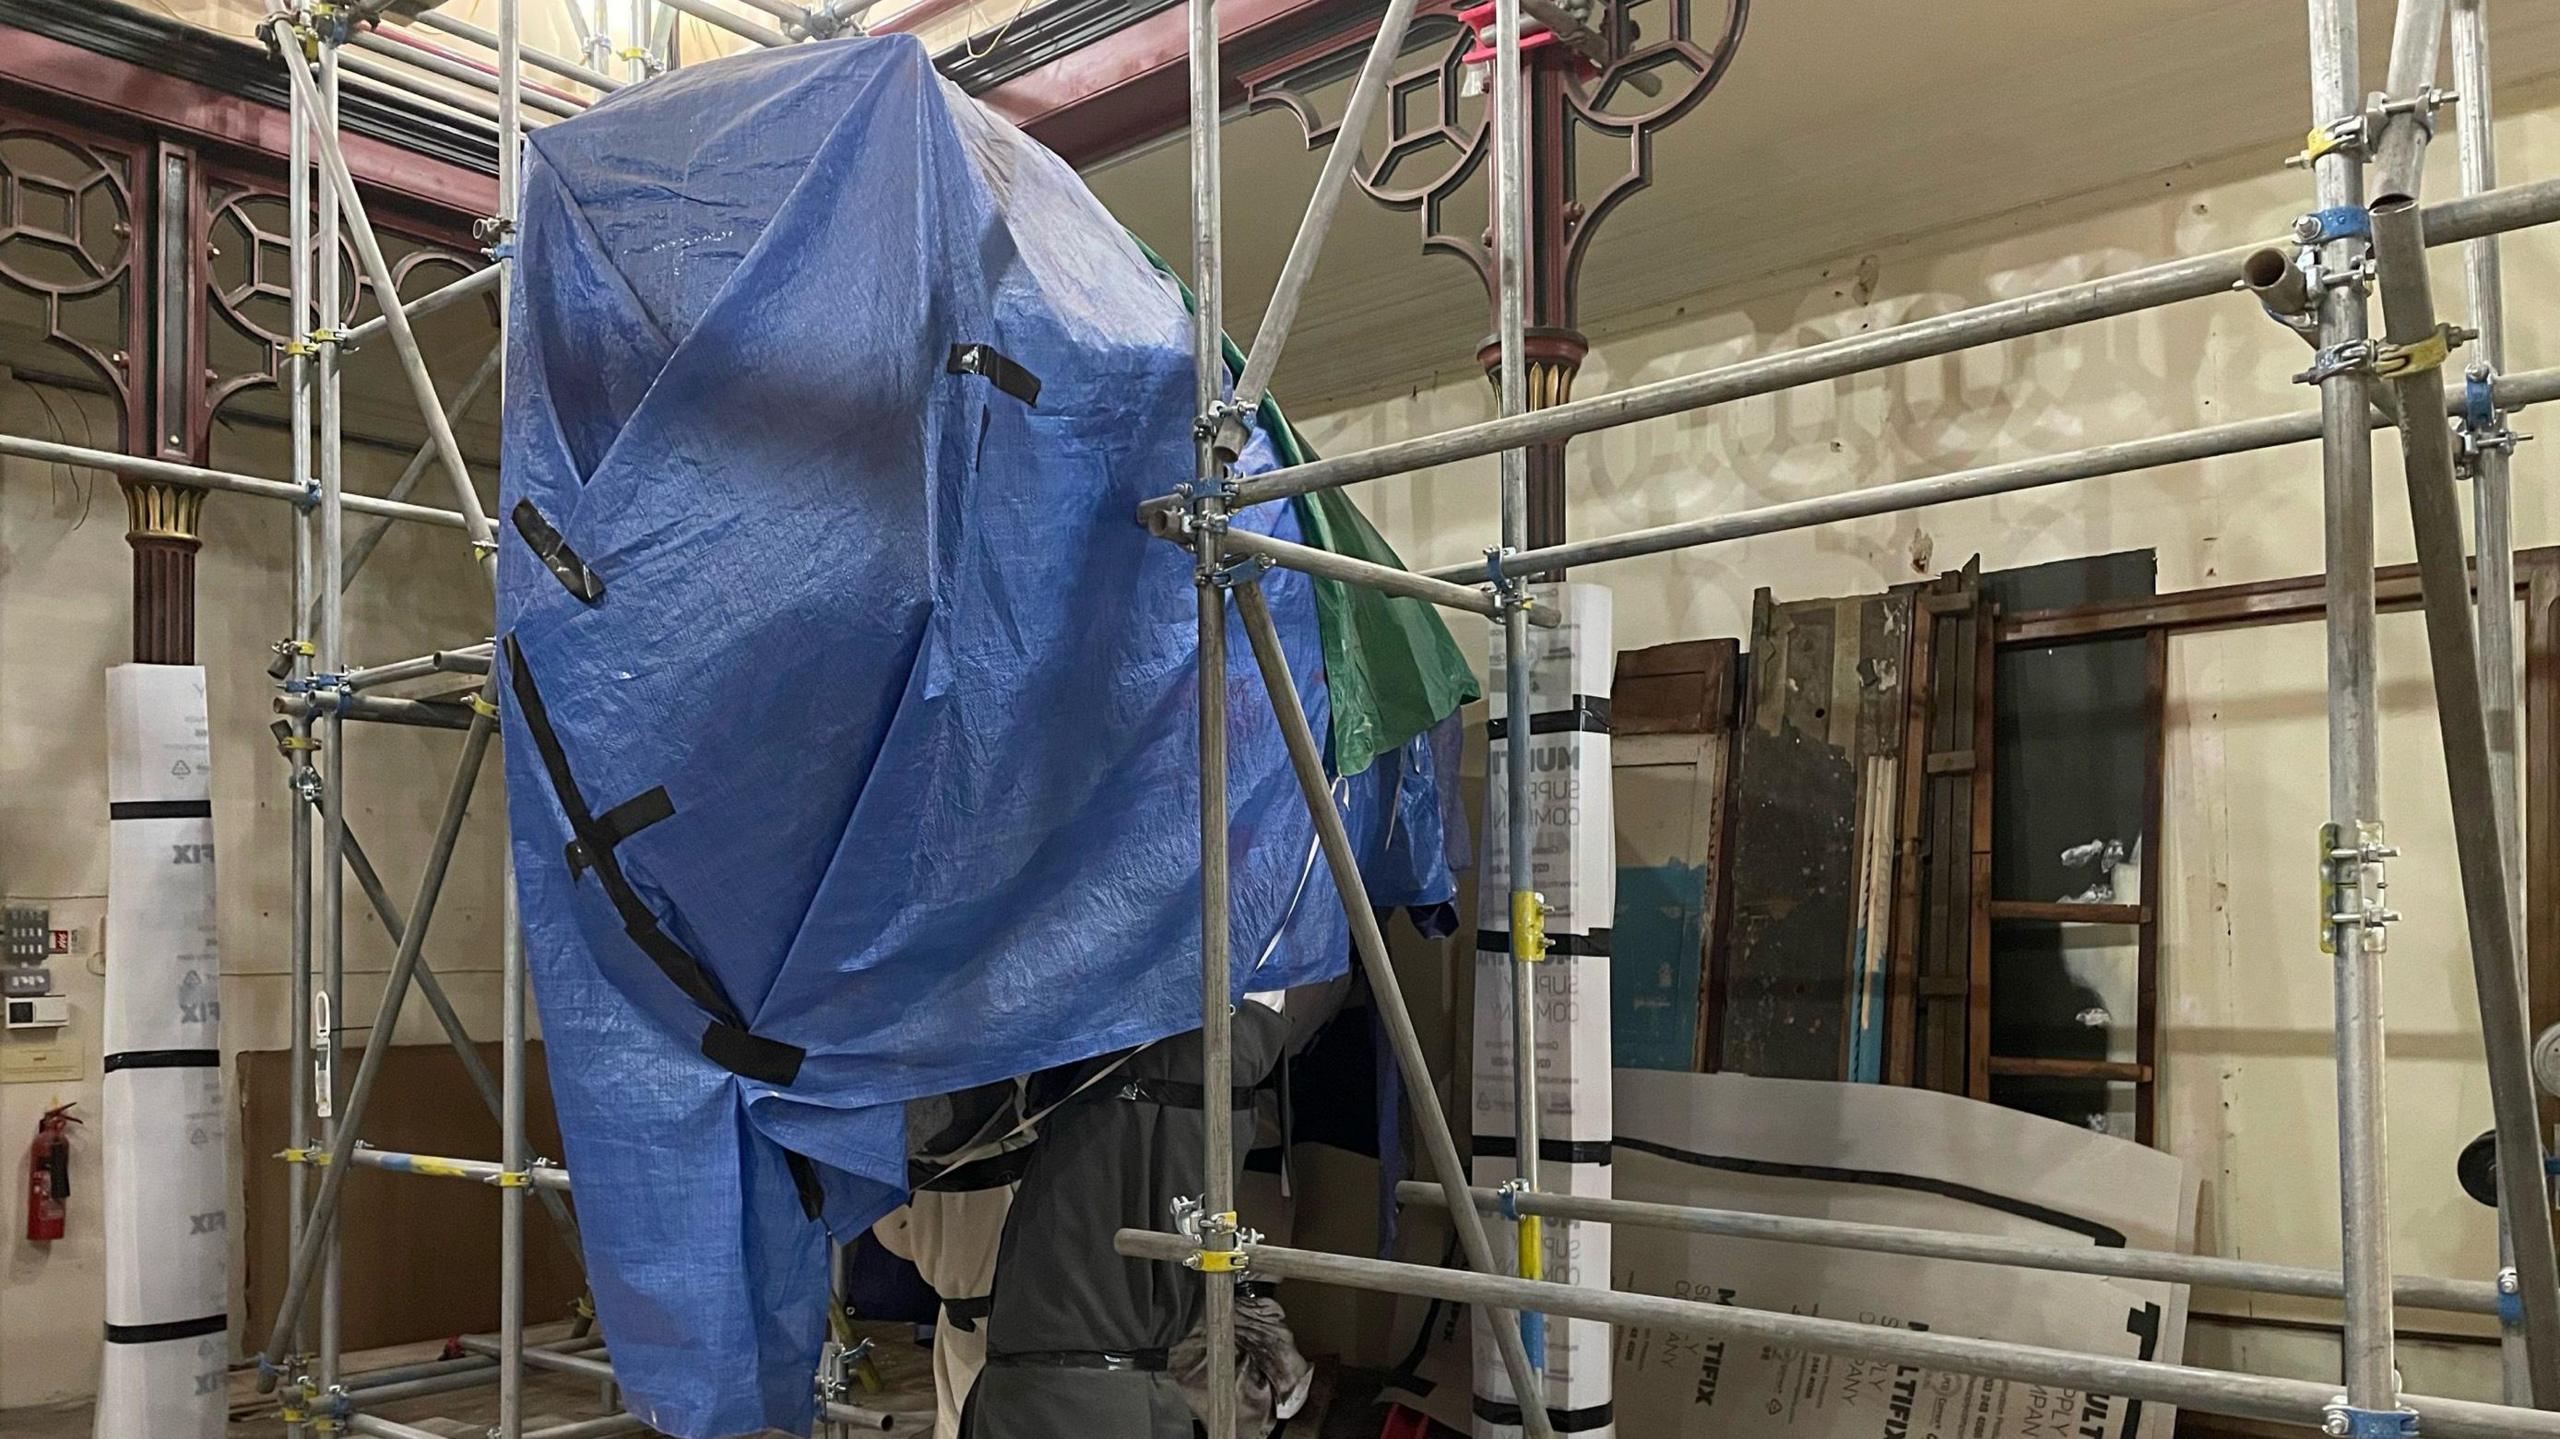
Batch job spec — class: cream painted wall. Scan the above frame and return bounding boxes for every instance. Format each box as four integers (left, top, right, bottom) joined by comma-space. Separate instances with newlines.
1282, 76, 2560, 1402
0, 376, 504, 1407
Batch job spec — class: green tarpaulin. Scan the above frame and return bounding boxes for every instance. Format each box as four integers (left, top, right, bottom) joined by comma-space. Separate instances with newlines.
1132, 234, 1481, 774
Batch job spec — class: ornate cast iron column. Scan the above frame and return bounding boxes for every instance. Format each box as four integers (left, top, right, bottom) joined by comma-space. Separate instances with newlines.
1248, 0, 1747, 552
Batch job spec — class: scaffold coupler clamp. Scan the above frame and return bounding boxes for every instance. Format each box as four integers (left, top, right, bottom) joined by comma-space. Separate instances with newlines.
1483, 546, 1535, 612
1511, 888, 1550, 961
796, 1, 848, 40
2287, 111, 2373, 170
2498, 1266, 2525, 1325
2455, 364, 2526, 478
2321, 821, 2399, 957
2294, 324, 2470, 389
270, 636, 317, 681
1202, 396, 1255, 460
1197, 397, 1252, 455
474, 214, 518, 262
1175, 1195, 1253, 1273
2289, 205, 2376, 297
2373, 84, 2460, 142
1209, 552, 1272, 590
2322, 1401, 2417, 1439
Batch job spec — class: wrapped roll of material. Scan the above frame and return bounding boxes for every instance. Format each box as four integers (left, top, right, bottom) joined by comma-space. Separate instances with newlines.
95, 665, 227, 1439
1474, 584, 1616, 1439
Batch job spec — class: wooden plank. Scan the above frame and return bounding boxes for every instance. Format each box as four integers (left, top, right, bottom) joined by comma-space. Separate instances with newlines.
1717, 590, 1909, 1080
1920, 593, 1968, 1092
1719, 591, 1860, 1079
2528, 551, 2560, 1186
2136, 627, 2167, 1145
240, 1040, 583, 1352
1988, 1055, 2152, 1082
1967, 600, 1997, 1101
1998, 547, 2560, 645
1989, 900, 2149, 924
1886, 587, 1939, 1087
1924, 748, 1977, 775
1704, 670, 1750, 1074
1614, 637, 1740, 736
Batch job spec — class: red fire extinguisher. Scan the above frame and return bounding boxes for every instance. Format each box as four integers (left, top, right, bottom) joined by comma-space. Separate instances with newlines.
25, 1103, 77, 1243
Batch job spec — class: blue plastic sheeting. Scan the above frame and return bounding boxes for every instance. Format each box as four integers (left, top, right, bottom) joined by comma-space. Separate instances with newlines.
500, 36, 1456, 1438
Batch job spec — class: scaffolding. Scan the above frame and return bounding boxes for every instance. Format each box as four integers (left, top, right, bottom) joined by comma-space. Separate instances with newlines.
8, 0, 2560, 1434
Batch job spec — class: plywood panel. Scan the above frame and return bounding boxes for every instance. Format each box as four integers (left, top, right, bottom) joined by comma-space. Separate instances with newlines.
238, 1040, 585, 1352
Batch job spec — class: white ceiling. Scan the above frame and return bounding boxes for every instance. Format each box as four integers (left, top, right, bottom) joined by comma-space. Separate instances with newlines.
1084, 0, 2560, 409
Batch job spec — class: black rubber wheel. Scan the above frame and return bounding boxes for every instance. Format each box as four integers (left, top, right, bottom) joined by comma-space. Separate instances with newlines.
2458, 1129, 2501, 1208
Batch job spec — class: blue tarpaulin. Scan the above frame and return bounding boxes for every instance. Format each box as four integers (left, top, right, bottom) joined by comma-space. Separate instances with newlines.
500, 35, 1457, 1437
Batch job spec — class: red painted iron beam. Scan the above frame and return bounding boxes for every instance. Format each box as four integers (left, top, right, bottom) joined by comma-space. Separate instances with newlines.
0, 21, 498, 219
941, 0, 1347, 164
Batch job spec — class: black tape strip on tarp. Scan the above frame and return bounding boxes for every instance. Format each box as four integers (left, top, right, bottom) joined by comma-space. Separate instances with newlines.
566, 786, 675, 879
512, 498, 605, 603
501, 635, 802, 1091
946, 343, 1042, 408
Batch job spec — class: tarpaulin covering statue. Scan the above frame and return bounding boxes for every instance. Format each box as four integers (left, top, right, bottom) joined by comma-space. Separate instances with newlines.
502, 34, 1473, 1436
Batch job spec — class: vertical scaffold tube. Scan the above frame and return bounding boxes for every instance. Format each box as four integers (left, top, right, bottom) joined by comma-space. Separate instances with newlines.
1234, 584, 1556, 1439
1186, 0, 1238, 1430
496, 1, 527, 1433
2302, 0, 2398, 1417
283, 23, 317, 1434
2451, 0, 2535, 1403
314, 33, 349, 1402
1489, 0, 1549, 1396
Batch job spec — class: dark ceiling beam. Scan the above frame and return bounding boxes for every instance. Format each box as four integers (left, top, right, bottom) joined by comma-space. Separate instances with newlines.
956, 0, 1357, 165
0, 5, 499, 218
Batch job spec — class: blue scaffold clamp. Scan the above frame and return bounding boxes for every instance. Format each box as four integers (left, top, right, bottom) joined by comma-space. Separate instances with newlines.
2499, 1265, 2526, 1325
2455, 365, 2527, 475
1483, 546, 1532, 611
2297, 204, 2374, 247
2323, 1404, 2418, 1439
2466, 370, 2500, 433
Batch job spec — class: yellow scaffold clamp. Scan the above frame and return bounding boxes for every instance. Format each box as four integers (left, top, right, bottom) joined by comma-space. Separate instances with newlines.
492, 1169, 532, 1188
2288, 119, 2364, 169
1191, 1210, 1248, 1273
2372, 322, 2471, 378
1176, 1198, 1252, 1273
276, 1146, 332, 1167
468, 694, 501, 720
1511, 890, 1550, 962
1498, 1181, 1544, 1281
